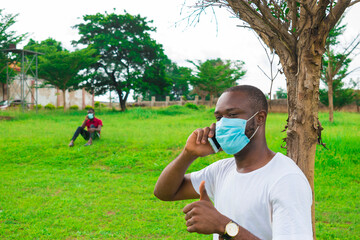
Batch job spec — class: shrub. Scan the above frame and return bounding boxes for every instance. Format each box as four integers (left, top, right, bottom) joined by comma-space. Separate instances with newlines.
198, 105, 206, 110
184, 103, 199, 110
94, 101, 100, 108
70, 105, 79, 110
85, 105, 93, 110
56, 106, 64, 110
207, 107, 215, 113
158, 104, 188, 116
35, 104, 42, 110
166, 105, 184, 110
44, 103, 56, 110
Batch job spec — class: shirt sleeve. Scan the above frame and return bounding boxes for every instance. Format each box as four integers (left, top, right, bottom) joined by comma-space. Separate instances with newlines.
270, 174, 313, 240
190, 159, 229, 201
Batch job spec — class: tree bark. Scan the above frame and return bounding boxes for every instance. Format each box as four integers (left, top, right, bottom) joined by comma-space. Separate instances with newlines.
279, 36, 323, 240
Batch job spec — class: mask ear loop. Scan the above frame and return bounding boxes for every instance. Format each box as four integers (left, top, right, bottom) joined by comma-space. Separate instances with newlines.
247, 111, 259, 140
247, 111, 259, 121
249, 126, 259, 140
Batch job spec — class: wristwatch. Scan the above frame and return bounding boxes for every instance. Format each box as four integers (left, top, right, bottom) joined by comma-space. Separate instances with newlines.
222, 221, 239, 239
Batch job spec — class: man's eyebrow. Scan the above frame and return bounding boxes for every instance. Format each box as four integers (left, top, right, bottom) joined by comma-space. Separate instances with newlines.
214, 108, 243, 114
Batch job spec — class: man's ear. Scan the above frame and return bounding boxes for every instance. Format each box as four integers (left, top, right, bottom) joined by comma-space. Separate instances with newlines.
256, 110, 267, 126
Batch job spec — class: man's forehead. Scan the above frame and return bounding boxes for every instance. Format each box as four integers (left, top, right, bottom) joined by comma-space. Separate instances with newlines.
215, 91, 251, 111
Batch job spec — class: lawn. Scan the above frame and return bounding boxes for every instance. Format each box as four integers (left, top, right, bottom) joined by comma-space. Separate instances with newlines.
0, 107, 359, 239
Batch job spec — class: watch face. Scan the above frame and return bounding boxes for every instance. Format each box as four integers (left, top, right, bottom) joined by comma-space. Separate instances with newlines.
226, 222, 239, 237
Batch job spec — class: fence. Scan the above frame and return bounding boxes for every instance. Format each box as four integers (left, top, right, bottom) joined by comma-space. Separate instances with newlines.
101, 96, 359, 113
129, 96, 218, 108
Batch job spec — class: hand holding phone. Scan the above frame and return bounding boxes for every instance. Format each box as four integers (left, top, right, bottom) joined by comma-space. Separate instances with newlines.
208, 135, 221, 153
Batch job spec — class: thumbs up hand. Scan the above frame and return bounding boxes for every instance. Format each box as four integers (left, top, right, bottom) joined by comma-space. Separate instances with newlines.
182, 181, 228, 235
199, 180, 211, 201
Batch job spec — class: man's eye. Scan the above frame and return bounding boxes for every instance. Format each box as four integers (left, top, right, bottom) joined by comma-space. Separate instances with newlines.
229, 113, 237, 117
215, 116, 222, 121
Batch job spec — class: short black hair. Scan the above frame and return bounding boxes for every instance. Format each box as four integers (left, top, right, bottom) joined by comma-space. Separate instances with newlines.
88, 108, 95, 113
224, 85, 268, 114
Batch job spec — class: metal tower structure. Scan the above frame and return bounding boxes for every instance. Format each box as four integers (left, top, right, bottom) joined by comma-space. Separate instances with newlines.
1, 45, 43, 112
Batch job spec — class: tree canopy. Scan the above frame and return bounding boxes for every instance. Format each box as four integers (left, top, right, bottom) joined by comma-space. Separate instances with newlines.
189, 58, 246, 101
166, 62, 194, 100
25, 38, 98, 110
0, 9, 26, 84
73, 11, 169, 111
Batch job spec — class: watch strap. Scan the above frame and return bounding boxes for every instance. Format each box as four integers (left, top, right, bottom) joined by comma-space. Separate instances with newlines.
221, 233, 233, 240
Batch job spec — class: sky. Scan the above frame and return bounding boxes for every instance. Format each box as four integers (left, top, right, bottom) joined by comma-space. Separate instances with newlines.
2, 0, 360, 101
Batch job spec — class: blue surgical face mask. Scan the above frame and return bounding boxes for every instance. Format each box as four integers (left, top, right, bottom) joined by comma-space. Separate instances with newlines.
88, 113, 94, 120
215, 111, 259, 155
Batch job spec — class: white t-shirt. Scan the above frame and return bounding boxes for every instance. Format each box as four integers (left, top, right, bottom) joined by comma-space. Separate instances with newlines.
190, 152, 313, 240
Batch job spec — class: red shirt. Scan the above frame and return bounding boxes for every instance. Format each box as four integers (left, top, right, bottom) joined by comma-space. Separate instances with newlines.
86, 117, 103, 133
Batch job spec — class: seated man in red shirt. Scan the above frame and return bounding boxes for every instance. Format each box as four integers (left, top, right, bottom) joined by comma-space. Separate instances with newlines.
68, 108, 103, 147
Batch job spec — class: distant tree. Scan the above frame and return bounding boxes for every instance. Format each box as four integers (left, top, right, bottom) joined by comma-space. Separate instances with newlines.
320, 19, 359, 122
25, 38, 98, 110
275, 87, 287, 99
319, 81, 355, 110
166, 62, 194, 100
189, 58, 246, 104
25, 38, 64, 54
73, 11, 168, 111
0, 9, 27, 85
134, 58, 172, 101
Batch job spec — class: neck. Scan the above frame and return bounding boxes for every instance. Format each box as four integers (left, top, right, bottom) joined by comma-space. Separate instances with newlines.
233, 136, 275, 173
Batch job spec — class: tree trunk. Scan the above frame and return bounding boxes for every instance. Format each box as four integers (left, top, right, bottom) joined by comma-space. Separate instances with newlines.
109, 90, 112, 109
201, 94, 206, 105
327, 80, 334, 122
3, 83, 7, 100
210, 94, 214, 107
119, 99, 126, 111
62, 89, 66, 112
327, 49, 334, 123
116, 89, 130, 111
281, 45, 322, 240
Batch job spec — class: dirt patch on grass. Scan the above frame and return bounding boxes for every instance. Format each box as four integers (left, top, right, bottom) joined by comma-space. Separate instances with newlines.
0, 116, 13, 121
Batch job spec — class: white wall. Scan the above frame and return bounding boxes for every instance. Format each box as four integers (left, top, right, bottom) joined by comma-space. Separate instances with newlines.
2, 76, 93, 109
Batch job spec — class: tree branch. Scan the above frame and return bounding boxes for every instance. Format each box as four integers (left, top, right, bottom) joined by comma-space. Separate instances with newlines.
229, 0, 295, 54
325, 0, 352, 31
288, 0, 298, 36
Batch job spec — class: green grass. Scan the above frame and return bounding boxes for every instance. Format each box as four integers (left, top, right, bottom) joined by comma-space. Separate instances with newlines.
0, 108, 359, 239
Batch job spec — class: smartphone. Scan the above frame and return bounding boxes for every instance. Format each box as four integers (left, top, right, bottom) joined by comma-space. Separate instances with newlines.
208, 134, 221, 153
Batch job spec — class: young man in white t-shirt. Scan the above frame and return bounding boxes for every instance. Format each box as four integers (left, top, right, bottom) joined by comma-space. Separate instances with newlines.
154, 85, 313, 240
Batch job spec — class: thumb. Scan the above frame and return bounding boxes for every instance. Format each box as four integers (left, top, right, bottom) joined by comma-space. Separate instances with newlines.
199, 181, 211, 201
